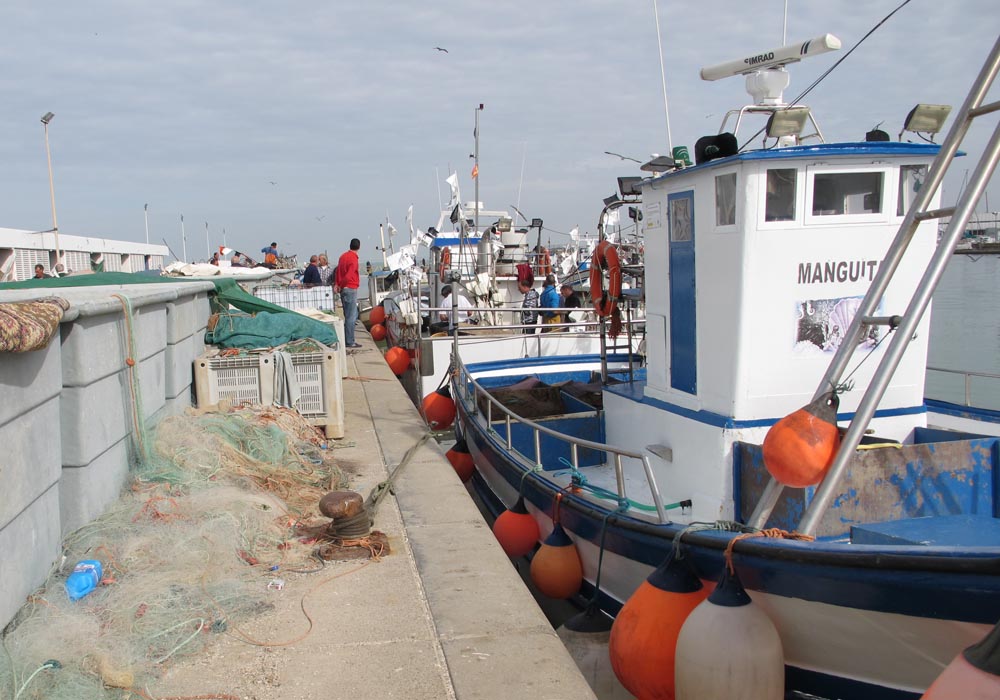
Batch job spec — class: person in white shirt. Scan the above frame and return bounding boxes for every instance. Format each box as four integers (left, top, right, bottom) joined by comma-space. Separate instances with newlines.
430, 285, 475, 333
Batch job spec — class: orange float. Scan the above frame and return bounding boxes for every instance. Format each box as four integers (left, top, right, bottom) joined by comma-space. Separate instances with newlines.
384, 346, 409, 375
369, 305, 386, 326
530, 523, 583, 599
609, 551, 709, 700
446, 440, 475, 482
421, 387, 456, 430
438, 248, 452, 278
922, 621, 1000, 699
492, 495, 539, 557
590, 240, 621, 317
762, 392, 841, 488
370, 323, 386, 342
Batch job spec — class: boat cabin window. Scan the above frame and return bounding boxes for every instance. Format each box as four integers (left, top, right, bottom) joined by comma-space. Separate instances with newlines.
715, 173, 737, 227
765, 169, 797, 222
897, 165, 927, 216
811, 171, 883, 216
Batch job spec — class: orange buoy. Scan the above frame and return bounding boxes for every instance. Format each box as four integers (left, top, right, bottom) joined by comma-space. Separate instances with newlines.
369, 305, 386, 326
370, 323, 387, 342
384, 346, 409, 376
421, 387, 456, 430
492, 495, 539, 557
530, 523, 583, 599
446, 439, 475, 482
922, 620, 1000, 699
675, 566, 784, 699
609, 551, 709, 700
762, 392, 841, 488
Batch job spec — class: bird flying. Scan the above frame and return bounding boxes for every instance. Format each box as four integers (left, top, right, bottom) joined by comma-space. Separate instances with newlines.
268, 181, 277, 185
434, 47, 449, 53
315, 215, 326, 222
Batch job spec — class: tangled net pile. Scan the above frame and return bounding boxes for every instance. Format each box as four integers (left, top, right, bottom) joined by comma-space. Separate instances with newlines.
0, 404, 346, 699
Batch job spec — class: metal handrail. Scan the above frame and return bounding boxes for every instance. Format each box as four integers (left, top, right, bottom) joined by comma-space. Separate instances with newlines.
927, 366, 1000, 407
453, 353, 669, 523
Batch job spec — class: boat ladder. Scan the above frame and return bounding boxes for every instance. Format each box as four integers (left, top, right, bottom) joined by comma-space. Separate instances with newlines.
749, 36, 1000, 535
599, 293, 637, 384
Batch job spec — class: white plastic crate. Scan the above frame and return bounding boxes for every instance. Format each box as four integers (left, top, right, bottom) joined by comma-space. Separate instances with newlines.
193, 346, 344, 438
254, 285, 336, 311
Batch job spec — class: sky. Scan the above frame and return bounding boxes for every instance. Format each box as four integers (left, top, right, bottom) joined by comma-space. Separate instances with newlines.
1, 0, 998, 264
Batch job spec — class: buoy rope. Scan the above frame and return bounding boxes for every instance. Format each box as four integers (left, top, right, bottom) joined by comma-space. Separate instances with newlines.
723, 528, 815, 574
112, 293, 148, 463
584, 505, 627, 611
553, 492, 563, 525
672, 520, 754, 560
828, 325, 893, 396
517, 464, 543, 496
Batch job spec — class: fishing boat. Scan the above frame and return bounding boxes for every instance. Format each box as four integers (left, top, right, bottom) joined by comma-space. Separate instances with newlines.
453, 33, 1000, 698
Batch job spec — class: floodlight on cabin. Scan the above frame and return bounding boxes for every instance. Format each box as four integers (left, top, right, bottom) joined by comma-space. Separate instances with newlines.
766, 106, 811, 140
603, 194, 619, 208
618, 176, 643, 198
899, 104, 952, 141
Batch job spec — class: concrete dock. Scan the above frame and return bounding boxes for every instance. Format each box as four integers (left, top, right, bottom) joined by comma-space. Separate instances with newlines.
156, 329, 599, 700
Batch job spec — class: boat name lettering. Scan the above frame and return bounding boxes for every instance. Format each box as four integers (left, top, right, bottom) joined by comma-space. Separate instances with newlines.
744, 52, 775, 67
797, 260, 879, 285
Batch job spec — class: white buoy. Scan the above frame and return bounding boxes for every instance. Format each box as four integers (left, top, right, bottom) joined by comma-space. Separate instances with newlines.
556, 606, 633, 699
675, 566, 784, 700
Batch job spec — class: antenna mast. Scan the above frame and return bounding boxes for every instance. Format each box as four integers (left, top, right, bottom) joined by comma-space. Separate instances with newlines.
652, 0, 673, 153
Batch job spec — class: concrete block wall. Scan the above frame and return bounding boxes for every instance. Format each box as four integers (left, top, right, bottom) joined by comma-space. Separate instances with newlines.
0, 281, 215, 629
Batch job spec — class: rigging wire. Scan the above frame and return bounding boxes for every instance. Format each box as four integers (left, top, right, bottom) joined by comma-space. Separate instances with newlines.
739, 0, 915, 152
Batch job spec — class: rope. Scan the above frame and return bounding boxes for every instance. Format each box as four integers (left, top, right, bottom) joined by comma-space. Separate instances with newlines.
723, 528, 814, 574
553, 458, 689, 513
672, 520, 754, 560
112, 294, 148, 462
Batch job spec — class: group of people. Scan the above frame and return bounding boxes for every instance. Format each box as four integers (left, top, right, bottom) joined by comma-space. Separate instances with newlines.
518, 274, 581, 332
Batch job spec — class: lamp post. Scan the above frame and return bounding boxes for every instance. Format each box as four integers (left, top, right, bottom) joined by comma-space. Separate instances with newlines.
144, 203, 150, 244
40, 111, 61, 264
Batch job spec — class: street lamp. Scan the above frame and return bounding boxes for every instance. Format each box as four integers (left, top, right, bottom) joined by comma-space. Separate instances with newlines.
40, 111, 61, 265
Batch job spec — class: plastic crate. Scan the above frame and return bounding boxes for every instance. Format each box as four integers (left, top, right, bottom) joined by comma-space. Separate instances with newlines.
193, 346, 344, 438
254, 285, 336, 311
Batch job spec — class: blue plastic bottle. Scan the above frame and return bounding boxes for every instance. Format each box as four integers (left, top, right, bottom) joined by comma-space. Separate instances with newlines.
65, 560, 103, 601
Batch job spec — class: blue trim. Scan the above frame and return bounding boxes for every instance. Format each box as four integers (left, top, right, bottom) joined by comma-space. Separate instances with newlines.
926, 398, 1000, 424
668, 190, 697, 394
785, 666, 919, 700
605, 379, 926, 428
465, 353, 634, 374
431, 237, 482, 247
647, 142, 942, 185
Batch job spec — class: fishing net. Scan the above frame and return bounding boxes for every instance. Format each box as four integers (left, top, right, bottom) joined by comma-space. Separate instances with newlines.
0, 403, 347, 700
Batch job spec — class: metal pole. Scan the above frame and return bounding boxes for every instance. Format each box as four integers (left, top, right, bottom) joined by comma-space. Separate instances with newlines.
144, 203, 150, 244
205, 222, 210, 260
42, 118, 61, 263
379, 224, 388, 268
180, 215, 187, 262
474, 105, 481, 264
652, 0, 673, 154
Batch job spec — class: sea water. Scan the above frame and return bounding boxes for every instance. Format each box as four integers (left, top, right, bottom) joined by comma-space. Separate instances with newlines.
926, 252, 1000, 409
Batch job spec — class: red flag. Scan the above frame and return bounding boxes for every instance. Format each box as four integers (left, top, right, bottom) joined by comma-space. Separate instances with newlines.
471, 163, 479, 179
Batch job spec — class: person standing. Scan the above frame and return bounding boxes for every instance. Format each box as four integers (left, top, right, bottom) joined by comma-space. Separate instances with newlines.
539, 274, 562, 331
335, 238, 362, 348
302, 255, 321, 286
261, 242, 279, 269
317, 254, 334, 286
518, 279, 539, 334
560, 284, 582, 323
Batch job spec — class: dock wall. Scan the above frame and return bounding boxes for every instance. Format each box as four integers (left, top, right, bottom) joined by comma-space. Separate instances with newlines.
0, 282, 213, 629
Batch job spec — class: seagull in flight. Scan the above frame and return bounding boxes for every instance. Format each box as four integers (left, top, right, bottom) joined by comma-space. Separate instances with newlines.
434, 46, 449, 53
604, 151, 642, 164
268, 180, 277, 185
315, 215, 326, 222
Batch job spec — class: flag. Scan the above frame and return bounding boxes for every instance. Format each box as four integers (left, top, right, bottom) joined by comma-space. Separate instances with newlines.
568, 226, 579, 241
471, 163, 479, 179
406, 204, 415, 241
388, 222, 398, 237
445, 172, 460, 206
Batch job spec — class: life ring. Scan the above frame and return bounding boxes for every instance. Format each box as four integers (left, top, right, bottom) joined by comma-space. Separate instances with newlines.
438, 248, 452, 278
590, 240, 621, 317
536, 248, 552, 277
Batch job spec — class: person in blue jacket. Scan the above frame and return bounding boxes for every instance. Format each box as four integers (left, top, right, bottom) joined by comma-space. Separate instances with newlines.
539, 274, 562, 331
302, 255, 322, 286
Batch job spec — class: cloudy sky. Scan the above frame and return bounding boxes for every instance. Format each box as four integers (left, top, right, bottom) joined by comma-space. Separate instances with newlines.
1, 0, 997, 263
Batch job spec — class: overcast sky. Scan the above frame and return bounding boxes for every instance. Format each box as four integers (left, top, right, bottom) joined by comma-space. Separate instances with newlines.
1, 0, 997, 263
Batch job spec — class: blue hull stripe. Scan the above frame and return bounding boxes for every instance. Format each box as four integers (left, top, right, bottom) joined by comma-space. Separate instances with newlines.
457, 399, 1000, 625
926, 398, 1000, 424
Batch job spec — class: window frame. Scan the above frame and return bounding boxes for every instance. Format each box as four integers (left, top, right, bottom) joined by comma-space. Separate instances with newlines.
804, 165, 890, 226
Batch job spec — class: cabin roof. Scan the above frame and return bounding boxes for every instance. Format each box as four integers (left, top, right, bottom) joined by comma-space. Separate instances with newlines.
645, 141, 942, 186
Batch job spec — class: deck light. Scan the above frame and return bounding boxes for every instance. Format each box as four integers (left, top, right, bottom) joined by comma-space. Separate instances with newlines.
765, 106, 811, 140
618, 177, 643, 198
900, 104, 952, 141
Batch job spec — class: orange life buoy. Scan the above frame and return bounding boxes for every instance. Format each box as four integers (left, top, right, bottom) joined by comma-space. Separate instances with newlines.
438, 248, 452, 278
590, 240, 621, 317
538, 249, 552, 276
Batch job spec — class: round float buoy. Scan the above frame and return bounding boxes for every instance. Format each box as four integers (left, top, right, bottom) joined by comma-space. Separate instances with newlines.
557, 607, 632, 699
370, 323, 386, 342
421, 387, 456, 430
384, 346, 409, 376
369, 305, 386, 326
445, 439, 475, 482
609, 551, 708, 699
530, 523, 583, 599
922, 620, 1000, 699
675, 566, 784, 700
492, 495, 539, 557
762, 392, 841, 488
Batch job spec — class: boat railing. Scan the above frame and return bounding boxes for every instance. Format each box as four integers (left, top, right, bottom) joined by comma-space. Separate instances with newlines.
926, 365, 1000, 407
453, 354, 669, 523
421, 305, 644, 335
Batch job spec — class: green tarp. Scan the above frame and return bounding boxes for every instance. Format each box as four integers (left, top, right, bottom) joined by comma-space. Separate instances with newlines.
0, 272, 338, 347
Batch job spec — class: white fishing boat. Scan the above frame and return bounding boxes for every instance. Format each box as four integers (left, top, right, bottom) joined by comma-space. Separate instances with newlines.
453, 33, 1000, 699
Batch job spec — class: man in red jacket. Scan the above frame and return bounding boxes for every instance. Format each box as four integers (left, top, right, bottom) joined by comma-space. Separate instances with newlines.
334, 238, 362, 348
